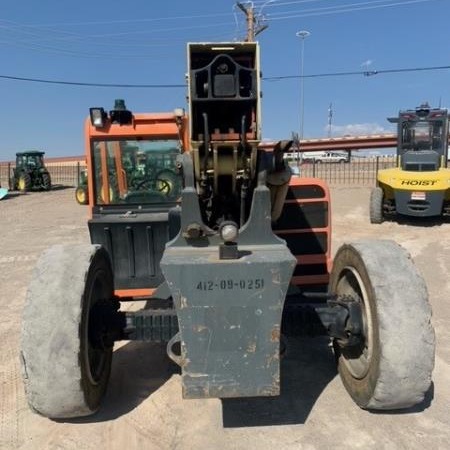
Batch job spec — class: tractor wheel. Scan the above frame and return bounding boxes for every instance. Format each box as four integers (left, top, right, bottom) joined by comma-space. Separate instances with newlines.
156, 169, 180, 198
330, 240, 435, 410
369, 187, 384, 224
75, 185, 88, 205
21, 245, 115, 418
100, 186, 116, 204
42, 172, 51, 190
17, 173, 31, 192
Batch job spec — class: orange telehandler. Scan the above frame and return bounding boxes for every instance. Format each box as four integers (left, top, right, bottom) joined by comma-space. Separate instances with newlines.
21, 41, 434, 419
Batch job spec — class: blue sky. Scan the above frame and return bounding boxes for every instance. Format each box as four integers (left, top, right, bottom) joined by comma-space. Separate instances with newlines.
0, 0, 449, 160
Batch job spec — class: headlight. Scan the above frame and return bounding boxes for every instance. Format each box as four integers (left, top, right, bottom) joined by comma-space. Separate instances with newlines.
219, 221, 238, 243
89, 107, 106, 127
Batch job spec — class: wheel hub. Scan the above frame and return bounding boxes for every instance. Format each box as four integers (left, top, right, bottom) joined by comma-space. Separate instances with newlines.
335, 266, 374, 380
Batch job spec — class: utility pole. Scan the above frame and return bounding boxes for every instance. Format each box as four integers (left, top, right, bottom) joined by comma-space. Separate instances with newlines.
328, 102, 333, 138
236, 2, 272, 42
236, 2, 255, 41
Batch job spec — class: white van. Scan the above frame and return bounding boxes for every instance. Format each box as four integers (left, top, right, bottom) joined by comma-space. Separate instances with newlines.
303, 151, 349, 163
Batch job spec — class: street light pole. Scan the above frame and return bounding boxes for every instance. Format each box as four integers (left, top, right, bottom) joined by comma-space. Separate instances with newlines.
295, 30, 311, 166
295, 30, 311, 170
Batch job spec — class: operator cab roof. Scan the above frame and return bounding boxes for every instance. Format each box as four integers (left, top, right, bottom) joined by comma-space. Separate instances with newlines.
16, 151, 45, 156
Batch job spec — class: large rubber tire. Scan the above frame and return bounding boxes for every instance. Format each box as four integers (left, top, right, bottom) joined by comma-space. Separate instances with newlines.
75, 185, 88, 205
17, 173, 31, 192
100, 186, 116, 204
369, 187, 384, 224
21, 245, 114, 418
41, 172, 51, 191
330, 240, 435, 410
156, 169, 180, 198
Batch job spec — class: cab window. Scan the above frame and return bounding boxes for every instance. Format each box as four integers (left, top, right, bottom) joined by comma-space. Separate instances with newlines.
92, 139, 182, 205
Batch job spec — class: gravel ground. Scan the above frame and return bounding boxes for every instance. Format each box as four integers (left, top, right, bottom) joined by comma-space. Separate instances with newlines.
0, 186, 449, 450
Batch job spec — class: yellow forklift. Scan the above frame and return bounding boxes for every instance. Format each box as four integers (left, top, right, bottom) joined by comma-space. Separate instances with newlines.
370, 103, 450, 223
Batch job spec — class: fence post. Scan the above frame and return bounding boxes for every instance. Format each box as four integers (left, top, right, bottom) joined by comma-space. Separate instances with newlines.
77, 162, 81, 186
375, 156, 379, 186
7, 163, 11, 190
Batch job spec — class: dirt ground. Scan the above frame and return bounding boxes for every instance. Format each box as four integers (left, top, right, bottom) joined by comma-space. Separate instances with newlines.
1, 186, 449, 450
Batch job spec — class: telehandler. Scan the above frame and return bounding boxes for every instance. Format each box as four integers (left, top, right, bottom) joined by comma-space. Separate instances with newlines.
21, 42, 434, 419
370, 103, 450, 223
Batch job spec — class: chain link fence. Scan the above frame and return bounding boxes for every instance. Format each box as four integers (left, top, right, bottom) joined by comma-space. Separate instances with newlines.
0, 162, 85, 189
290, 156, 396, 186
0, 157, 396, 190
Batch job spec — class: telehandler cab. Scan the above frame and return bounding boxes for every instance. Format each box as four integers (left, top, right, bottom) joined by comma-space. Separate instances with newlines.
370, 103, 450, 222
21, 42, 434, 419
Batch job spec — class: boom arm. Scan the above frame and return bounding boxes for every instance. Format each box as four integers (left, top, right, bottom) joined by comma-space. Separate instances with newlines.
160, 42, 296, 399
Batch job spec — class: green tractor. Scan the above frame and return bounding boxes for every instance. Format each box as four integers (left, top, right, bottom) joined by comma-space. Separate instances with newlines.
11, 151, 52, 192
75, 167, 88, 204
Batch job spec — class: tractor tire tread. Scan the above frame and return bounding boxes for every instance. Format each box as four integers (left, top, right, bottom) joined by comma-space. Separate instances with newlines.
42, 172, 51, 191
18, 173, 31, 192
20, 244, 110, 419
331, 240, 435, 410
369, 187, 384, 224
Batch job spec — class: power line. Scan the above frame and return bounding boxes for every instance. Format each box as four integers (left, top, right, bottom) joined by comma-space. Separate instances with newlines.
265, 64, 450, 80
268, 0, 439, 19
1, 63, 450, 88
0, 0, 439, 60
0, 74, 185, 88
6, 0, 413, 28
0, 19, 235, 41
0, 17, 235, 59
1, 0, 435, 43
3, 12, 233, 28
263, 0, 417, 7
